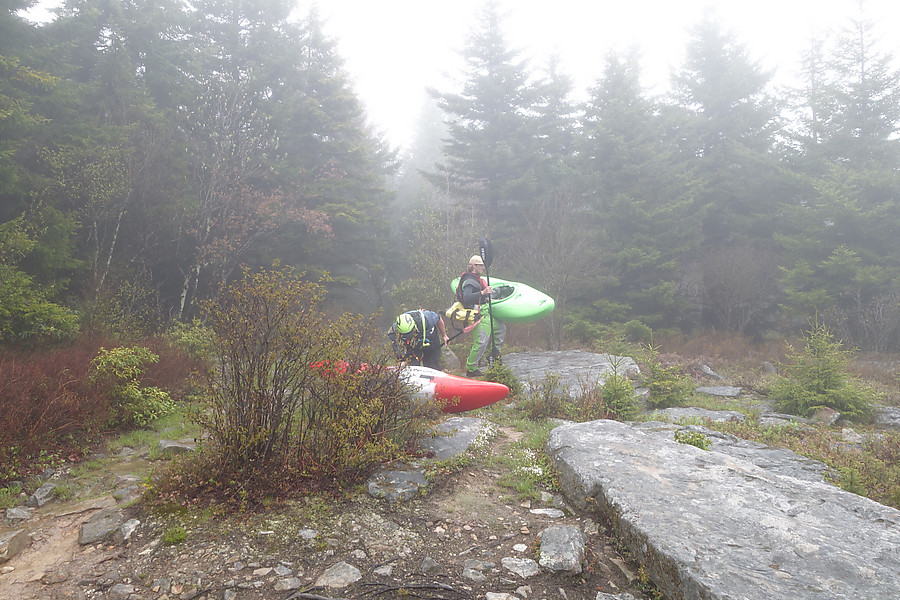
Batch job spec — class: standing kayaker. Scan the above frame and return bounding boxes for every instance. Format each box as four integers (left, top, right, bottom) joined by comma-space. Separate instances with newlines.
457, 255, 505, 377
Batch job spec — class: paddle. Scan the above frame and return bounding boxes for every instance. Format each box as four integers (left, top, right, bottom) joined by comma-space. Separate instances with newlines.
478, 237, 497, 366
444, 316, 483, 345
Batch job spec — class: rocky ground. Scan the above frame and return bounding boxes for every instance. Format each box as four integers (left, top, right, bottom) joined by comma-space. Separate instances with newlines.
0, 424, 654, 600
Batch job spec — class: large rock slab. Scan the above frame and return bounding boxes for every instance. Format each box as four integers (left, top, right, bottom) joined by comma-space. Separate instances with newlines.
504, 350, 639, 398
547, 419, 900, 600
630, 421, 831, 483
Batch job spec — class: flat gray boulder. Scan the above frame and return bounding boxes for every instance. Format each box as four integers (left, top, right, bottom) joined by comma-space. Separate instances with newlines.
367, 468, 427, 501
79, 508, 125, 545
504, 350, 639, 398
547, 419, 900, 600
417, 417, 494, 461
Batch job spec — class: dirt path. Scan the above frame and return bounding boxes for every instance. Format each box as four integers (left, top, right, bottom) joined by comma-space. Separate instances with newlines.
1, 425, 653, 600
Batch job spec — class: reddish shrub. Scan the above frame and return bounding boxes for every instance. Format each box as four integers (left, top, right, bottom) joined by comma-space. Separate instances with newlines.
140, 336, 206, 401
0, 337, 114, 481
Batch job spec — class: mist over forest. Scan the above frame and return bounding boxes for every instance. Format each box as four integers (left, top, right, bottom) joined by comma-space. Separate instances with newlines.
3, 0, 900, 353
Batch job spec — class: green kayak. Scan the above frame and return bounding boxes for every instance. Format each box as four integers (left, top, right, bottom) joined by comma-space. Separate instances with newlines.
450, 276, 554, 323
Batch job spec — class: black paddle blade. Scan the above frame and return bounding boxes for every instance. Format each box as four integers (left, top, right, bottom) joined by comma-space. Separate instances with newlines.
478, 237, 493, 268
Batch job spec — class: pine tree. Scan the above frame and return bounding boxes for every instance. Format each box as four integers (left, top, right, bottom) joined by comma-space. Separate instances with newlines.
428, 1, 539, 234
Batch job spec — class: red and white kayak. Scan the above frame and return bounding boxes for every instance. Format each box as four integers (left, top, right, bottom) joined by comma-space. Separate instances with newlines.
309, 361, 509, 413
399, 365, 509, 413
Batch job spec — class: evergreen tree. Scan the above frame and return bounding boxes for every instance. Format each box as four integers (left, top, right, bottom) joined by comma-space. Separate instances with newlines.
820, 13, 900, 168
671, 16, 785, 246
778, 7, 900, 349
576, 51, 697, 329
428, 1, 538, 234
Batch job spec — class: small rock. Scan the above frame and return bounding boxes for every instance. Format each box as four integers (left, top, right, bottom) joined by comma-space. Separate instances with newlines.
314, 561, 361, 588
157, 439, 195, 455
813, 407, 841, 426
79, 508, 124, 545
501, 557, 540, 578
0, 529, 30, 562
420, 556, 440, 573
539, 526, 585, 574
114, 518, 140, 544
529, 508, 565, 518
273, 577, 303, 591
700, 364, 724, 380
25, 482, 57, 508
40, 568, 69, 584
841, 427, 865, 444
5, 507, 35, 522
108, 583, 135, 596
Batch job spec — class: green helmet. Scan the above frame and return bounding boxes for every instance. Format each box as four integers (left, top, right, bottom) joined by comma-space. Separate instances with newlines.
395, 313, 417, 335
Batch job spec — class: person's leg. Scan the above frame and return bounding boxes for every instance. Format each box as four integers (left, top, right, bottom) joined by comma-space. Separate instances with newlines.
490, 319, 506, 360
466, 320, 490, 372
423, 334, 441, 370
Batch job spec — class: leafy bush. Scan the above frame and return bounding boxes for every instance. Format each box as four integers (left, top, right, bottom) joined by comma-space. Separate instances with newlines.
0, 483, 23, 509
769, 320, 877, 420
517, 373, 569, 420
90, 345, 175, 427
150, 265, 439, 508
563, 369, 639, 423
164, 319, 215, 364
0, 217, 79, 345
622, 319, 652, 343
674, 429, 711, 451
163, 525, 188, 545
482, 361, 523, 397
640, 346, 695, 409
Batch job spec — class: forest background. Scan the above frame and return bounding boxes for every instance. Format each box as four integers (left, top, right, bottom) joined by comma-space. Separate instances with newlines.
3, 0, 900, 356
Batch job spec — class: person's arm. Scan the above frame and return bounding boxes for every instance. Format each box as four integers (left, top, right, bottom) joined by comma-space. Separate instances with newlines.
437, 315, 449, 345
388, 327, 403, 359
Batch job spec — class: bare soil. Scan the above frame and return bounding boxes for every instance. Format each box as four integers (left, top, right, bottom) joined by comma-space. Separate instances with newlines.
1, 425, 655, 600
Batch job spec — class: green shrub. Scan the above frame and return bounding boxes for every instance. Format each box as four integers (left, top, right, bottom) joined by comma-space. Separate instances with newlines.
0, 217, 79, 345
769, 320, 877, 420
482, 361, 523, 397
0, 483, 23, 509
674, 429, 711, 451
164, 319, 215, 364
600, 370, 639, 421
641, 346, 694, 409
162, 525, 187, 545
91, 346, 175, 427
564, 366, 637, 422
517, 373, 569, 420
622, 320, 652, 344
